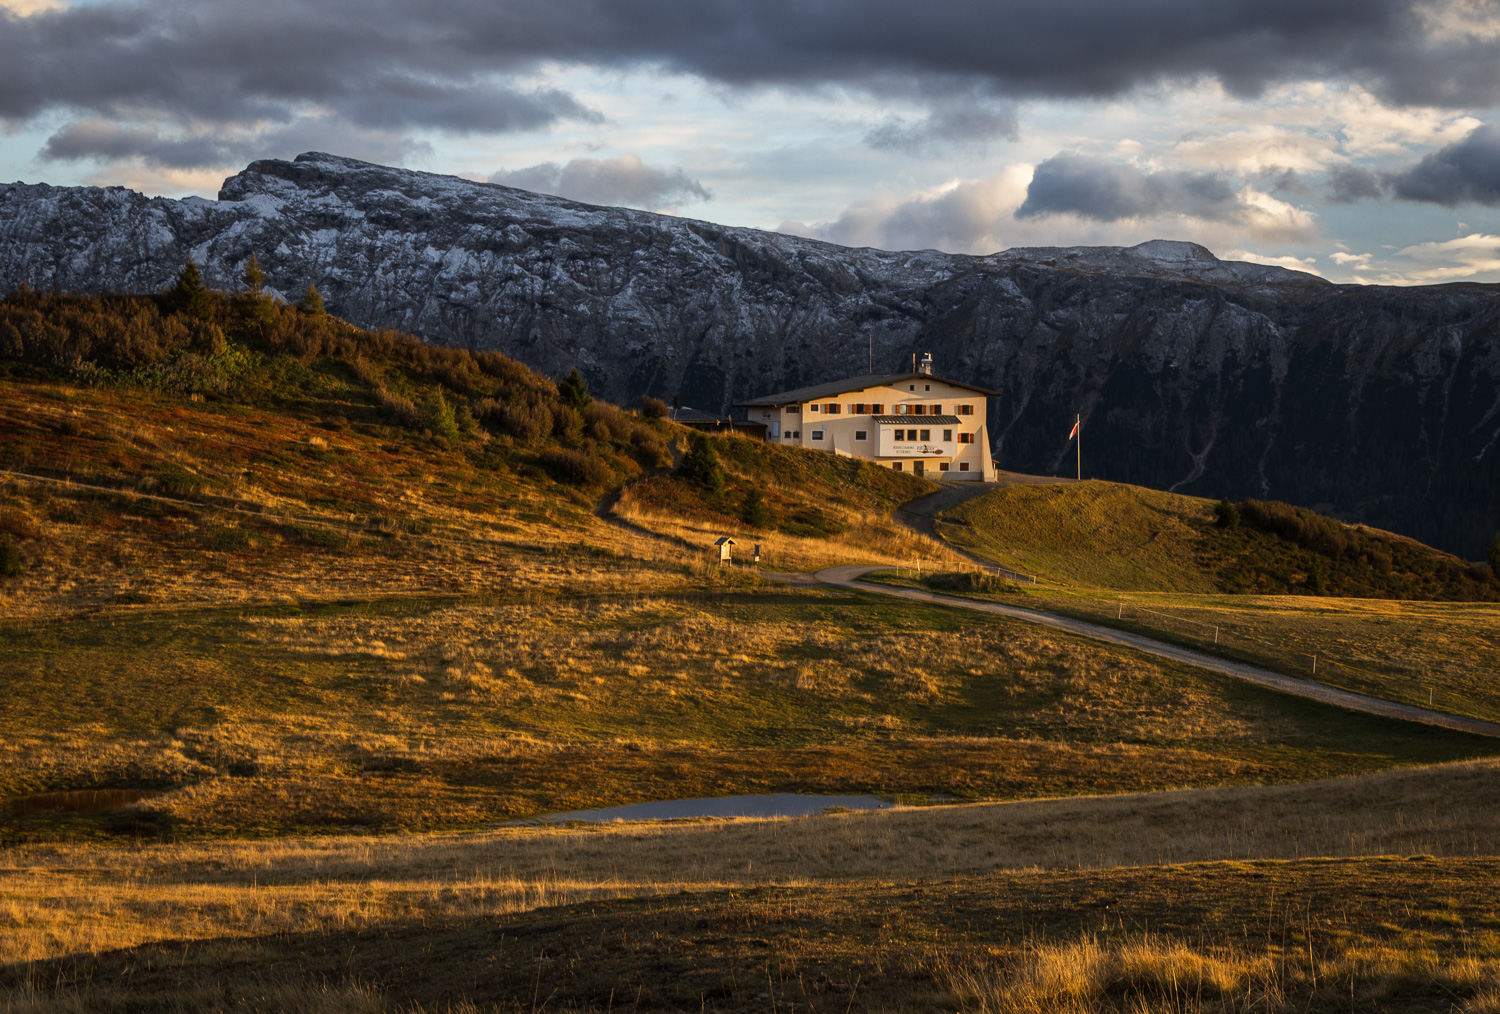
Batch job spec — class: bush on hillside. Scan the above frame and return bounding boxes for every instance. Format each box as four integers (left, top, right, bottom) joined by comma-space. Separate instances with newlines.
1214, 498, 1240, 528
922, 571, 1010, 594
1490, 535, 1500, 581
641, 396, 668, 419
1239, 499, 1384, 566
0, 535, 21, 578
537, 447, 613, 487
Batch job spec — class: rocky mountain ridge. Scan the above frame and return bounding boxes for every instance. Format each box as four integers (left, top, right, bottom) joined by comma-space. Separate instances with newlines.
2, 152, 1497, 557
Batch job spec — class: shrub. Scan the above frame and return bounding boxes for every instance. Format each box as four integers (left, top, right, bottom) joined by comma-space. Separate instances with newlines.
1213, 498, 1240, 528
629, 427, 672, 470
551, 403, 583, 443
641, 396, 668, 419
922, 571, 1009, 594
0, 535, 21, 578
477, 394, 551, 443
537, 447, 613, 487
678, 433, 725, 495
1490, 535, 1500, 582
373, 386, 422, 428
584, 402, 618, 442
1239, 499, 1357, 558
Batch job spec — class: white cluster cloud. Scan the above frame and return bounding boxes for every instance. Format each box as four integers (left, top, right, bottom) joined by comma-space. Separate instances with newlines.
488, 154, 710, 212
779, 167, 1033, 254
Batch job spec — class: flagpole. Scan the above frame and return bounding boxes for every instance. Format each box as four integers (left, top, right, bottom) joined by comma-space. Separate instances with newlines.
1076, 413, 1081, 481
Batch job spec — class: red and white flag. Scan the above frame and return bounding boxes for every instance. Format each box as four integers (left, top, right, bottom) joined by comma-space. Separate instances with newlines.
1068, 418, 1079, 440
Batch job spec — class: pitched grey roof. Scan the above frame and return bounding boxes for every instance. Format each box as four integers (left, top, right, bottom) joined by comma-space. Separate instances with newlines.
735, 372, 999, 407
871, 415, 961, 424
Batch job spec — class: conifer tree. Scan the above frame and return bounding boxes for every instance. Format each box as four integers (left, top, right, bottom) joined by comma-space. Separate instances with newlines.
166, 261, 214, 320
558, 367, 592, 412
0, 535, 21, 579
740, 486, 772, 528
296, 284, 326, 316
240, 254, 266, 295
678, 433, 725, 496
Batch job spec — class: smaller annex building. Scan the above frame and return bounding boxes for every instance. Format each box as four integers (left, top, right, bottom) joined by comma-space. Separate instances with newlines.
734, 355, 998, 480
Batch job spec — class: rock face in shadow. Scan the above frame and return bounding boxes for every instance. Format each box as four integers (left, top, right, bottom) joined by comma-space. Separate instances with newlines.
3, 152, 1498, 557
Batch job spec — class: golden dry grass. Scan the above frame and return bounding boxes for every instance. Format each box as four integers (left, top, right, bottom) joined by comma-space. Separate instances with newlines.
7, 586, 1491, 838
4, 757, 1498, 965
1010, 587, 1500, 723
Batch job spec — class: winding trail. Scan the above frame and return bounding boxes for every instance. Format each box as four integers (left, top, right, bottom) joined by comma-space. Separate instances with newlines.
816, 480, 1500, 742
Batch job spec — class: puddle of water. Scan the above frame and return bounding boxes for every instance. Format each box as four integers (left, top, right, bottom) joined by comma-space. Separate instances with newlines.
522, 793, 894, 824
7, 789, 163, 818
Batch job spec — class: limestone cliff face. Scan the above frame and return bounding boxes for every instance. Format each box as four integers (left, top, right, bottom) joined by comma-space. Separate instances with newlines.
3, 152, 1497, 556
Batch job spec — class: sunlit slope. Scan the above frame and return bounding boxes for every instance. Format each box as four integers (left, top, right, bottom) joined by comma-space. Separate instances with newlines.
939, 479, 1497, 599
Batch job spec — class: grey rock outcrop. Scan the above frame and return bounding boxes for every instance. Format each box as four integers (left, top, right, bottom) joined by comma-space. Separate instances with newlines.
2, 152, 1498, 557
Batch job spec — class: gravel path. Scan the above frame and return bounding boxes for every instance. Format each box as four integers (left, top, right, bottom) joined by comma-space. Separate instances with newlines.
815, 564, 1500, 740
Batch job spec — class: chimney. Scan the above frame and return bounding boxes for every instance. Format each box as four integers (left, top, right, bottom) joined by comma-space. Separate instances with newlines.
919, 352, 933, 375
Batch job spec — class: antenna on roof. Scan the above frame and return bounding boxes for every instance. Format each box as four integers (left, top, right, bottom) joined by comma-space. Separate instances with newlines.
868, 333, 873, 374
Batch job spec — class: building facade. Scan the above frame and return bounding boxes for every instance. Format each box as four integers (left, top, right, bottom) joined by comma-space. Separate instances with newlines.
734, 357, 998, 480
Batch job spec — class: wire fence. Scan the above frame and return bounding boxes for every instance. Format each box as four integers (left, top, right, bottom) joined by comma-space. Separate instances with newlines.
1107, 597, 1463, 712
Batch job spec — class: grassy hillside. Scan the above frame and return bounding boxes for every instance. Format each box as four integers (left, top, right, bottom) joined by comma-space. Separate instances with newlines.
616, 433, 944, 570
1, 289, 1494, 841
940, 479, 1497, 599
4, 286, 1500, 1012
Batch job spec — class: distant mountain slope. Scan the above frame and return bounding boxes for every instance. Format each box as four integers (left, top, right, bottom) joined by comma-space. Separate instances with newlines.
2, 152, 1498, 556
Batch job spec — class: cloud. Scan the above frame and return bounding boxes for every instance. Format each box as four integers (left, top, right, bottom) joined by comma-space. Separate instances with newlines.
488, 154, 710, 211
0, 0, 64, 15
1013, 153, 1317, 243
1388, 122, 1500, 205
1329, 250, 1375, 266
1018, 153, 1243, 222
40, 118, 418, 171
5, 0, 1500, 153
780, 167, 1033, 254
1324, 164, 1388, 201
1222, 249, 1325, 276
1364, 232, 1500, 282
864, 87, 1018, 152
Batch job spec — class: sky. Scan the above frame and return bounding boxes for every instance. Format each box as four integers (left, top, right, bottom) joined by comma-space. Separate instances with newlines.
4, 0, 1500, 284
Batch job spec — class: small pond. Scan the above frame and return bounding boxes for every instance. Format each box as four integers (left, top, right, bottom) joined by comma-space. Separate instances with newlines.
7, 788, 162, 818
522, 793, 894, 824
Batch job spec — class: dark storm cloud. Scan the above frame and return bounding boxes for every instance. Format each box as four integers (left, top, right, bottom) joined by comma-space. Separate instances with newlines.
6, 0, 1500, 143
1389, 123, 1500, 205
41, 118, 418, 170
489, 155, 710, 209
1324, 164, 1388, 202
865, 102, 1019, 153
1017, 154, 1242, 222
